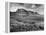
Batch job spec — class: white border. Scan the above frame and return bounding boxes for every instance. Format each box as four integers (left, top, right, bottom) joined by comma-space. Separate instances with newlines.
8, 2, 10, 33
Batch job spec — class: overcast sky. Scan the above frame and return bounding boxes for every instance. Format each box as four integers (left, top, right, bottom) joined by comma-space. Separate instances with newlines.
10, 3, 44, 15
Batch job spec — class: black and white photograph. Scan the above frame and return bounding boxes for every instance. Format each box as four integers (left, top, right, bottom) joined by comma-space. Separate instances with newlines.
10, 2, 44, 32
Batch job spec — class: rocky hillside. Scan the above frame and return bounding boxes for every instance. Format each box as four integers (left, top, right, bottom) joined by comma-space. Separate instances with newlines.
10, 8, 44, 32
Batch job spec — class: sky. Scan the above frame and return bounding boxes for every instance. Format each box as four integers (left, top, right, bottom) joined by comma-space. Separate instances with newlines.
10, 3, 44, 15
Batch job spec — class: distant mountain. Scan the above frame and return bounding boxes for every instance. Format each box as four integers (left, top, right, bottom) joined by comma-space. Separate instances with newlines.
15, 8, 39, 15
